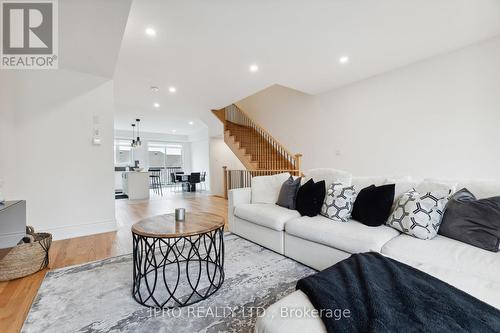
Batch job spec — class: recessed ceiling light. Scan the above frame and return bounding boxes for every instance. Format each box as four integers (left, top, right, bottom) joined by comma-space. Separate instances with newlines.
172, 129, 177, 133
249, 64, 259, 72
153, 102, 160, 108
168, 86, 176, 93
339, 56, 349, 64
188, 121, 194, 125
150, 86, 159, 92
145, 28, 156, 37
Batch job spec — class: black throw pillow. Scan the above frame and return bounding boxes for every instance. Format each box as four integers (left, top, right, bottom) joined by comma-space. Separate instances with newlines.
351, 184, 395, 227
439, 188, 500, 252
295, 179, 326, 217
276, 176, 302, 210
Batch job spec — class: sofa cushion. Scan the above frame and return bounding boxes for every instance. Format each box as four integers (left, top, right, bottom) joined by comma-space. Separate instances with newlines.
234, 203, 300, 231
285, 215, 400, 253
351, 176, 387, 191
424, 179, 500, 199
381, 234, 500, 283
386, 177, 418, 206
455, 180, 500, 199
251, 173, 290, 204
417, 180, 457, 194
303, 168, 352, 190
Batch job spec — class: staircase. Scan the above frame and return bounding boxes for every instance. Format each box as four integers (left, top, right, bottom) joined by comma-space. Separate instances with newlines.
212, 104, 302, 197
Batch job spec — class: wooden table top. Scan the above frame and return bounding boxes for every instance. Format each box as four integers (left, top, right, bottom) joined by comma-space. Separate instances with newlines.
131, 212, 224, 238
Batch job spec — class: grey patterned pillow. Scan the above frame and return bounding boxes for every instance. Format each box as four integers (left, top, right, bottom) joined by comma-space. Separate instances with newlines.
321, 183, 357, 222
387, 189, 450, 239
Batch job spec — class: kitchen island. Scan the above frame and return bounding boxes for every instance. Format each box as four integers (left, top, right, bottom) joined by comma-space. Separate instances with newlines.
122, 171, 150, 200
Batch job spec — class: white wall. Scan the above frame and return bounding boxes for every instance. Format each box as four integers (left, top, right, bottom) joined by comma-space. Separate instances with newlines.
189, 128, 211, 192
191, 140, 210, 190
209, 137, 245, 197
237, 36, 500, 180
0, 70, 116, 240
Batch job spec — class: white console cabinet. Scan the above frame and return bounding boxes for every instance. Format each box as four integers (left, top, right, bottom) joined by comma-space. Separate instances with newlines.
0, 201, 26, 249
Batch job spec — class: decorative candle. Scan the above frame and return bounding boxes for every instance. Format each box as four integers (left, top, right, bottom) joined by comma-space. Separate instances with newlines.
175, 208, 186, 222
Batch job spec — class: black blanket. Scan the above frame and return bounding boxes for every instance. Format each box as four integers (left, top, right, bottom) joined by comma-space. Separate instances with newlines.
296, 252, 500, 333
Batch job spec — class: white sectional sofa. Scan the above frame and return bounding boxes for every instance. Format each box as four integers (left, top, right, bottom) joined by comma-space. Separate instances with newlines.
226, 169, 500, 333
229, 170, 414, 270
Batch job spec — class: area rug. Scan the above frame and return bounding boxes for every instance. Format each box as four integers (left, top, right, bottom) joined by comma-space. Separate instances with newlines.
22, 233, 315, 333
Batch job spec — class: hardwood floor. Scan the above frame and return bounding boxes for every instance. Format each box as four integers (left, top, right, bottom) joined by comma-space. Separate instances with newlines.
0, 191, 228, 333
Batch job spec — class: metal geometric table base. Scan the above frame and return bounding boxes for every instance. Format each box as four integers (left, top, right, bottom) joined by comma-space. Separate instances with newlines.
132, 227, 224, 309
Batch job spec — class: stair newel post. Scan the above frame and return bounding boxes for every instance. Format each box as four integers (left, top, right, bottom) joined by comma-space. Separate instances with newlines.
223, 166, 228, 199
295, 154, 302, 175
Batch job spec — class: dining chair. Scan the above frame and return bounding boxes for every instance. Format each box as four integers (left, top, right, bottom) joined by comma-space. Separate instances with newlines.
200, 172, 207, 191
189, 172, 201, 192
170, 172, 181, 192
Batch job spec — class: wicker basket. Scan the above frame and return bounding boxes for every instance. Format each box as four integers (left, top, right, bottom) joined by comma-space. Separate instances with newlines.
0, 226, 52, 281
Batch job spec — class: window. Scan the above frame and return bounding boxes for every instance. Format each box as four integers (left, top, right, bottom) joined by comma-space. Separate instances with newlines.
148, 142, 183, 168
114, 139, 133, 166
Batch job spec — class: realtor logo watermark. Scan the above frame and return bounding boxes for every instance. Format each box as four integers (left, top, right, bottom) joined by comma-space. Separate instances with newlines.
1, 0, 58, 69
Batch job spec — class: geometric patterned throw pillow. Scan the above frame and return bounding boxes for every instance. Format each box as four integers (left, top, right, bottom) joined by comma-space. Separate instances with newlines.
321, 183, 357, 222
387, 188, 450, 240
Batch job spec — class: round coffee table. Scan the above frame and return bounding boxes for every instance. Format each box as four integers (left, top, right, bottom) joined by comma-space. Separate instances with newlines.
131, 212, 225, 309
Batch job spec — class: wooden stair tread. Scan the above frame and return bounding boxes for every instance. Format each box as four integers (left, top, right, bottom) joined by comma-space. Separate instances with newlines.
217, 105, 300, 172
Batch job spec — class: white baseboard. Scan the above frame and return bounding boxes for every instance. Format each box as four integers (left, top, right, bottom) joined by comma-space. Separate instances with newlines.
39, 219, 118, 241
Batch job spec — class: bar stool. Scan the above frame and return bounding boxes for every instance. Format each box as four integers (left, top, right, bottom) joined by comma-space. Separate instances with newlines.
149, 168, 163, 196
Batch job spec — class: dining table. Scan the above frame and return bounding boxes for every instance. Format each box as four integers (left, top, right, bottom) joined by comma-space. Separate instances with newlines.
175, 174, 196, 192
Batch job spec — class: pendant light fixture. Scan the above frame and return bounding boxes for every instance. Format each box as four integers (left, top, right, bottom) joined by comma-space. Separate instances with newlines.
135, 119, 142, 147
131, 123, 136, 147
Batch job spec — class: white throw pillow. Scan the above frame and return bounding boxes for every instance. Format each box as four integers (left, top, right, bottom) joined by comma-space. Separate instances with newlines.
321, 183, 357, 222
251, 173, 291, 204
387, 188, 450, 240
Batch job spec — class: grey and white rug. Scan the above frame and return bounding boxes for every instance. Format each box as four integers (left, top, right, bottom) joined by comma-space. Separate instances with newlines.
22, 233, 315, 333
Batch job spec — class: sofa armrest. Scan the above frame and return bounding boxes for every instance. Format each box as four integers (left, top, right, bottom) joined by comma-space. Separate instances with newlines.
227, 187, 251, 231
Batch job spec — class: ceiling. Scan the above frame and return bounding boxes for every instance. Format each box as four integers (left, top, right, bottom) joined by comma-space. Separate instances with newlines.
0, 0, 131, 81
59, 0, 132, 78
113, 0, 500, 135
